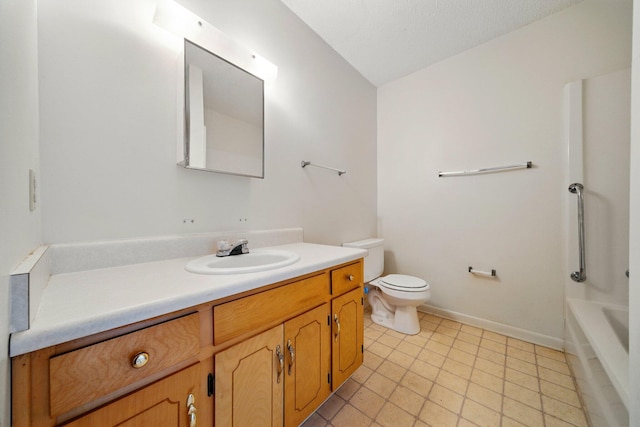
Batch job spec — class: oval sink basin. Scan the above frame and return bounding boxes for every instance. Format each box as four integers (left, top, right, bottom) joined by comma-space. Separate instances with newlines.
185, 249, 300, 275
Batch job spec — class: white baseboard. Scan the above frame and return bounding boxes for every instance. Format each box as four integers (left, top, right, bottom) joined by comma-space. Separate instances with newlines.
418, 304, 564, 350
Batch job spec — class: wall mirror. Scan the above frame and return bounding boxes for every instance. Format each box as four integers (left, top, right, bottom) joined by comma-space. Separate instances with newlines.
181, 39, 264, 178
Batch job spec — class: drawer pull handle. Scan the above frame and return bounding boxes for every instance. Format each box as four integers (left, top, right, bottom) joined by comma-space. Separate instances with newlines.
131, 351, 150, 369
348, 274, 354, 281
334, 314, 341, 342
276, 345, 284, 383
187, 393, 197, 427
287, 339, 295, 376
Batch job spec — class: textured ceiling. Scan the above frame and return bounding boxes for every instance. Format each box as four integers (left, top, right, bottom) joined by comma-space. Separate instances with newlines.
280, 0, 584, 86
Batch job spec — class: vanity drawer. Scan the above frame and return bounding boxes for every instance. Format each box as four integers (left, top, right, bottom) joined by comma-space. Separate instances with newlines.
49, 313, 200, 417
214, 273, 329, 345
331, 261, 363, 296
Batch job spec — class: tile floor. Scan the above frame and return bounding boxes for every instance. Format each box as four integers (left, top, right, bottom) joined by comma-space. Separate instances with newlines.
303, 311, 589, 427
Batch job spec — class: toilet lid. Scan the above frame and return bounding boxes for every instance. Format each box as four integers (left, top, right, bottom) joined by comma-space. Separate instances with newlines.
377, 274, 429, 292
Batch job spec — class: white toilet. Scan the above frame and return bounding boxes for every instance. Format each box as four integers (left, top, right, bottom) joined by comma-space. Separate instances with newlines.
343, 238, 431, 335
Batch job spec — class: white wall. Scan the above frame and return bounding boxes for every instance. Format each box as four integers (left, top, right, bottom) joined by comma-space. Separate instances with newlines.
0, 1, 42, 424
378, 1, 632, 341
38, 0, 377, 246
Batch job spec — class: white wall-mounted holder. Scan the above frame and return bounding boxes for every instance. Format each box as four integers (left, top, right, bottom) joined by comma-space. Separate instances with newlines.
468, 266, 497, 277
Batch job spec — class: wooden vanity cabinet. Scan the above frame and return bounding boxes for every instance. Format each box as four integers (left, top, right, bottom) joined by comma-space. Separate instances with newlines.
12, 259, 364, 427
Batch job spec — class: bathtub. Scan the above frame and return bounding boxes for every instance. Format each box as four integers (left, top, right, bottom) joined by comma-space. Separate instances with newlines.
565, 299, 629, 427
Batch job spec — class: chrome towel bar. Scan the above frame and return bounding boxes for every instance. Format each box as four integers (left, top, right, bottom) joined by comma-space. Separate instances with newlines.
438, 161, 532, 177
301, 161, 346, 176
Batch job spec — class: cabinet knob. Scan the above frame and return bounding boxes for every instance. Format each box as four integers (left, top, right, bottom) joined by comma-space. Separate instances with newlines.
131, 351, 150, 369
348, 274, 354, 281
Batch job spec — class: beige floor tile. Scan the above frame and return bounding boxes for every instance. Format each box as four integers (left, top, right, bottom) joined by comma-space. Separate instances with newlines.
436, 369, 469, 395
503, 397, 544, 427
363, 352, 384, 370
317, 393, 346, 420
428, 384, 464, 413
441, 319, 463, 330
470, 369, 504, 394
401, 370, 434, 396
376, 360, 407, 382
457, 418, 479, 427
540, 380, 581, 408
425, 339, 451, 356
442, 358, 472, 380
537, 366, 575, 390
457, 331, 482, 345
475, 357, 505, 378
506, 356, 537, 377
452, 338, 479, 356
507, 346, 537, 364
436, 325, 460, 338
544, 414, 580, 427
477, 347, 506, 365
411, 359, 441, 381
448, 347, 476, 366
367, 341, 393, 359
461, 398, 501, 427
404, 333, 429, 348
480, 337, 507, 354
466, 382, 502, 412
364, 372, 397, 398
389, 385, 426, 416
417, 348, 446, 367
507, 337, 535, 353
542, 396, 589, 427
535, 355, 570, 375
396, 340, 422, 357
336, 378, 361, 400
505, 368, 539, 392
375, 401, 415, 427
387, 349, 415, 369
331, 404, 372, 427
377, 334, 402, 349
460, 324, 483, 336
352, 364, 374, 384
535, 345, 567, 362
419, 400, 459, 427
504, 381, 542, 410
431, 331, 456, 346
349, 386, 386, 419
301, 412, 329, 427
482, 330, 508, 344
336, 313, 589, 427
501, 416, 528, 427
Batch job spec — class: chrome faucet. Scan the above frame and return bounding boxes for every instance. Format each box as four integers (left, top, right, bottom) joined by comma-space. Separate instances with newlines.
216, 239, 249, 257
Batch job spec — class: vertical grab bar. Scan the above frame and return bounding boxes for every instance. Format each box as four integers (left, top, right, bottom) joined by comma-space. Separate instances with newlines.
568, 183, 586, 282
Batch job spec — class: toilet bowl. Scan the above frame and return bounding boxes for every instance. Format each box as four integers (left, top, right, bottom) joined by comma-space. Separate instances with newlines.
342, 239, 431, 335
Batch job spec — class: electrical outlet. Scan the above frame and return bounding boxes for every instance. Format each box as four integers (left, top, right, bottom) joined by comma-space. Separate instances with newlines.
29, 169, 36, 212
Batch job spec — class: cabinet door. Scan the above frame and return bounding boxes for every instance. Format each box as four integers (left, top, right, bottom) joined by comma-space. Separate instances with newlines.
283, 304, 331, 427
331, 287, 364, 389
63, 363, 201, 427
215, 324, 284, 427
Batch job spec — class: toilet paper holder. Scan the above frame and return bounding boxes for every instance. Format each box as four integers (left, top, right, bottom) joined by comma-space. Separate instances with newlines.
468, 266, 497, 277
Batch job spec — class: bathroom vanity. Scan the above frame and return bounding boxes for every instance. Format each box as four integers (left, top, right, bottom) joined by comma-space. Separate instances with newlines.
10, 240, 364, 427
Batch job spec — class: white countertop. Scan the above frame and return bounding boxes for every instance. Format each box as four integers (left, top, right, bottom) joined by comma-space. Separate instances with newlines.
10, 243, 366, 356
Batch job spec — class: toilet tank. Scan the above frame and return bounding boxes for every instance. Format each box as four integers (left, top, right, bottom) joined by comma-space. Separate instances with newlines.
342, 238, 384, 282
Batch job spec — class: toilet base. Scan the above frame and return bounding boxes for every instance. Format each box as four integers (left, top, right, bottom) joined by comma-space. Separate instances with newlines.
368, 289, 421, 335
